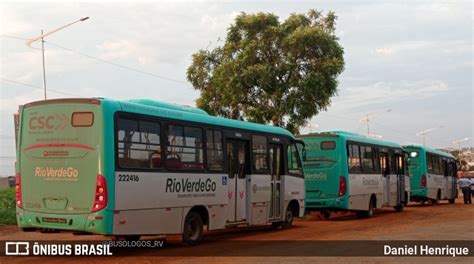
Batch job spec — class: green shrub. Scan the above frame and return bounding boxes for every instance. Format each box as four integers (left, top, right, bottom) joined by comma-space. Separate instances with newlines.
0, 188, 17, 225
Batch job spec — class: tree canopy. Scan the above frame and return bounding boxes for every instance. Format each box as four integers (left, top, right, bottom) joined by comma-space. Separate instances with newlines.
187, 9, 345, 134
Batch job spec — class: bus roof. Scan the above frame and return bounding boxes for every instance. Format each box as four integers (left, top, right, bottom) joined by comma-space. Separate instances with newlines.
102, 98, 294, 138
126, 99, 209, 116
299, 131, 402, 149
403, 144, 455, 159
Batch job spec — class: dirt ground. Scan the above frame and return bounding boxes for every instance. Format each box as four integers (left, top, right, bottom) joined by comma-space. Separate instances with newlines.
0, 198, 473, 264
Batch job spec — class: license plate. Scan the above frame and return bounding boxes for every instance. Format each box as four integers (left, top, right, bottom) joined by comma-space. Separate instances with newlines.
42, 217, 67, 224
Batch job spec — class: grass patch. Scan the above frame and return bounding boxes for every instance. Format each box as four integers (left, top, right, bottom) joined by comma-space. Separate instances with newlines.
0, 188, 16, 225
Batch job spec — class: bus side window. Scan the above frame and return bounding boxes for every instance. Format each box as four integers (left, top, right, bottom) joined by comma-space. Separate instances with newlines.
427, 154, 434, 174
287, 143, 303, 177
206, 129, 224, 172
252, 135, 268, 173
433, 156, 442, 175
348, 144, 361, 173
116, 117, 161, 169
396, 155, 404, 175
361, 146, 376, 174
166, 125, 204, 171
442, 159, 448, 176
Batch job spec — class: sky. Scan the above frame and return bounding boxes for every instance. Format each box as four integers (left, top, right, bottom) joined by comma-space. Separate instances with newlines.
0, 0, 472, 176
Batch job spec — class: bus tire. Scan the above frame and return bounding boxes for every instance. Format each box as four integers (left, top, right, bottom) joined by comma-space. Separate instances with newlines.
448, 199, 455, 204
283, 206, 294, 228
357, 196, 375, 218
404, 192, 409, 206
432, 190, 441, 204
21, 228, 36, 232
394, 203, 404, 212
182, 211, 204, 245
271, 221, 284, 230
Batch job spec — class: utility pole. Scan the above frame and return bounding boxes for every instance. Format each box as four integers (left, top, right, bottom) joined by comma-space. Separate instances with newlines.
26, 17, 90, 100
41, 30, 47, 100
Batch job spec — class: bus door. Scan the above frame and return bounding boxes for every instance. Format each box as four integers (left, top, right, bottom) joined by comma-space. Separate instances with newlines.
444, 161, 455, 199
380, 152, 390, 204
395, 153, 406, 204
269, 144, 283, 220
450, 162, 458, 198
226, 140, 248, 223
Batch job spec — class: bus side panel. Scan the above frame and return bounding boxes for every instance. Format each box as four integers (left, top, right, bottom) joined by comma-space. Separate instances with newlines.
248, 174, 271, 225
426, 174, 444, 199
404, 175, 411, 201
112, 172, 227, 235
283, 175, 305, 217
388, 174, 399, 206
113, 208, 183, 235
347, 173, 383, 210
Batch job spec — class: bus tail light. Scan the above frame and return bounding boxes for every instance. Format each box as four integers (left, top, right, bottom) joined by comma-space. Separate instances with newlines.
338, 176, 347, 196
15, 173, 23, 208
421, 175, 427, 189
91, 174, 107, 212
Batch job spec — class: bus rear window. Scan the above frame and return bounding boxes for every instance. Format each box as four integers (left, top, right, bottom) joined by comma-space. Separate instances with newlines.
72, 112, 94, 127
321, 141, 336, 150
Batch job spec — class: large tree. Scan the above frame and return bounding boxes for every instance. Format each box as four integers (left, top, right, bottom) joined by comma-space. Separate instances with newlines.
187, 9, 344, 134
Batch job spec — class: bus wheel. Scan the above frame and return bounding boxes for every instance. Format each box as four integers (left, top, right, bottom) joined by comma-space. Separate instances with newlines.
357, 197, 375, 218
448, 199, 455, 204
394, 203, 404, 212
321, 210, 331, 220
21, 228, 36, 232
113, 235, 141, 241
283, 206, 294, 228
432, 190, 441, 204
271, 221, 284, 229
182, 211, 204, 245
404, 192, 409, 206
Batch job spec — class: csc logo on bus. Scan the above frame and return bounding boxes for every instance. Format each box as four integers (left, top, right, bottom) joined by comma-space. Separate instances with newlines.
29, 114, 69, 130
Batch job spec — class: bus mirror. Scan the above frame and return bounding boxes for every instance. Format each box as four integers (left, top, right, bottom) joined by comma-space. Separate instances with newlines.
302, 148, 307, 161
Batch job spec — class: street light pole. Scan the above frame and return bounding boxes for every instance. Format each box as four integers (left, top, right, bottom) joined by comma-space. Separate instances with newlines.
41, 29, 47, 100
26, 17, 90, 100
452, 137, 470, 160
359, 109, 391, 136
416, 126, 444, 146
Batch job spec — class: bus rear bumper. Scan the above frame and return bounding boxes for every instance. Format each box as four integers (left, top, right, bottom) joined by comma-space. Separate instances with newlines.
410, 189, 428, 201
16, 208, 111, 235
305, 196, 347, 211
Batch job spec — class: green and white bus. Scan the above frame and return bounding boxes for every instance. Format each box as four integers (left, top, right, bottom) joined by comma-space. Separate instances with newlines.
299, 131, 409, 219
403, 145, 457, 204
15, 98, 305, 243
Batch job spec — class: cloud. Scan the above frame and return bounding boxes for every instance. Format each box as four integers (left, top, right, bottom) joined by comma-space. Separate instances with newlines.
96, 39, 154, 65
0, 9, 34, 35
334, 80, 450, 110
375, 47, 395, 56
374, 41, 434, 57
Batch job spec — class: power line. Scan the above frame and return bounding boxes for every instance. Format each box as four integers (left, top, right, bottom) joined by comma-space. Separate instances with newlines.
1, 34, 190, 85
0, 78, 81, 97
0, 35, 29, 41
44, 41, 189, 85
